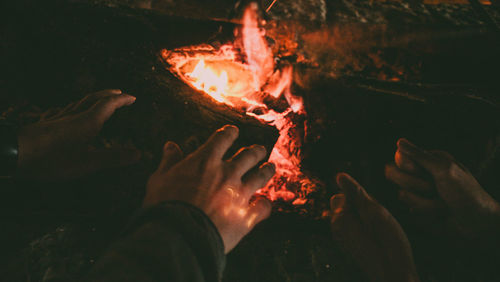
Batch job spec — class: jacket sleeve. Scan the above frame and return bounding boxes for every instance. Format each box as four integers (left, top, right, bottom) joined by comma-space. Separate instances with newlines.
85, 201, 226, 282
0, 119, 19, 179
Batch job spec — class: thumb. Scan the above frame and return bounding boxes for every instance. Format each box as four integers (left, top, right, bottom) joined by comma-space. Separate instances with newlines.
86, 94, 136, 127
330, 193, 346, 223
158, 141, 183, 172
336, 172, 373, 208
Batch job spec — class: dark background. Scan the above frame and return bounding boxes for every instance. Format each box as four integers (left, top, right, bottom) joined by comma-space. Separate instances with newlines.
1, 0, 499, 281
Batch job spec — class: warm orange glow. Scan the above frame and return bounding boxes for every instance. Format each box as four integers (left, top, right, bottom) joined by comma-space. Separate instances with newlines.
218, 187, 264, 230
242, 3, 274, 88
187, 59, 228, 102
162, 4, 318, 205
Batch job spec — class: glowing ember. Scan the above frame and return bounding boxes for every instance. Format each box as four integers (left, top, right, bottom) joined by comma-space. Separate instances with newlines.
162, 4, 318, 205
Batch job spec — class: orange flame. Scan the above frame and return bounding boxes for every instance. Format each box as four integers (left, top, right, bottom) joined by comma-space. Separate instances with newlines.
242, 3, 274, 87
162, 4, 317, 205
187, 59, 229, 103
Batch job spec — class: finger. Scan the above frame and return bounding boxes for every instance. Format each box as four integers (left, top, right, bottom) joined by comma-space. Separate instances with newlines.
395, 149, 421, 175
49, 102, 77, 120
199, 125, 239, 160
242, 162, 275, 197
40, 108, 62, 121
330, 204, 360, 240
85, 94, 136, 126
69, 89, 123, 115
397, 138, 448, 177
385, 163, 434, 194
398, 190, 442, 214
245, 197, 272, 229
158, 141, 183, 172
228, 145, 267, 178
330, 193, 346, 223
336, 172, 374, 207
51, 90, 123, 119
336, 172, 390, 226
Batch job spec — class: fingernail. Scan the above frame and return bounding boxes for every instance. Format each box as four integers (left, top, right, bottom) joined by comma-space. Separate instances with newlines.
163, 141, 177, 152
337, 172, 372, 202
253, 144, 267, 155
267, 162, 276, 171
397, 138, 413, 148
256, 197, 272, 210
126, 95, 136, 105
222, 124, 237, 131
397, 138, 419, 155
262, 162, 276, 174
110, 89, 122, 94
336, 173, 356, 190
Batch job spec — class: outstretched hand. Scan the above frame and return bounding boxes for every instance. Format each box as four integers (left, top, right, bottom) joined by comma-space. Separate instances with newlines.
385, 138, 500, 243
144, 125, 275, 253
330, 173, 420, 282
17, 89, 141, 180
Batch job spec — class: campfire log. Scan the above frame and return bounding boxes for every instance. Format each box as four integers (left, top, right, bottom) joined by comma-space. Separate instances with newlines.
1, 2, 280, 279
101, 54, 280, 160
1, 1, 279, 158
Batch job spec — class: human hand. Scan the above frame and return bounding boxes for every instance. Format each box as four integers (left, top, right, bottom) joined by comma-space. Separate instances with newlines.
330, 173, 420, 282
144, 125, 275, 253
385, 139, 500, 241
17, 89, 141, 180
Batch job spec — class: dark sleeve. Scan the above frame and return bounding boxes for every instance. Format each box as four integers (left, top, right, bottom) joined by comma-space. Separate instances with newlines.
85, 201, 226, 282
0, 119, 19, 179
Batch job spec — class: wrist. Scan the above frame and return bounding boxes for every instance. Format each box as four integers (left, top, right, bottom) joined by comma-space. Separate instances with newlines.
127, 201, 226, 278
0, 120, 19, 179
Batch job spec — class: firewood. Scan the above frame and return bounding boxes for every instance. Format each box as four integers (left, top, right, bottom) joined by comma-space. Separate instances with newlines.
101, 52, 279, 162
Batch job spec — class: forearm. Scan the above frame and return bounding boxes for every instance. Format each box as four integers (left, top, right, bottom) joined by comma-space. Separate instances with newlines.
85, 202, 226, 282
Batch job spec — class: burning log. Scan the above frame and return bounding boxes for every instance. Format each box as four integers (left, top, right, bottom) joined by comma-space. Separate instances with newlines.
101, 53, 280, 161
1, 1, 279, 161
157, 4, 327, 208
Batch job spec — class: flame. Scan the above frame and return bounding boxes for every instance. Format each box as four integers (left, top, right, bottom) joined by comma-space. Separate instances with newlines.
162, 4, 318, 205
187, 59, 228, 103
241, 3, 274, 87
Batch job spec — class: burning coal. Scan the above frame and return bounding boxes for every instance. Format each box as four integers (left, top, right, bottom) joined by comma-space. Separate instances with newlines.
162, 3, 319, 205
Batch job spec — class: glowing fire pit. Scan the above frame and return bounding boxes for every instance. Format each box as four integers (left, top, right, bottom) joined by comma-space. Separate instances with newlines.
163, 45, 259, 106
184, 58, 253, 101
162, 4, 319, 205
